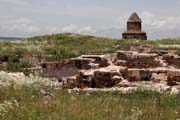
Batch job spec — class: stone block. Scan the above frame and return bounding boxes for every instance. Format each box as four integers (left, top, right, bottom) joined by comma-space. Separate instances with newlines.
167, 70, 180, 86
163, 54, 180, 68
40, 60, 70, 70
127, 69, 140, 81
151, 73, 168, 82
70, 58, 95, 70
115, 60, 127, 66
128, 69, 151, 81
93, 71, 122, 88
62, 77, 77, 89
81, 55, 109, 67
117, 51, 161, 68
76, 70, 95, 88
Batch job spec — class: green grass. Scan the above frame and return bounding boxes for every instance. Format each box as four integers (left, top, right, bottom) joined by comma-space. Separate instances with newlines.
0, 86, 180, 120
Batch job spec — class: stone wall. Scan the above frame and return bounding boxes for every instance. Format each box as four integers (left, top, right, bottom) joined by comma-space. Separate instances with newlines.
76, 66, 126, 88
163, 54, 180, 68
122, 32, 147, 40
167, 70, 180, 86
25, 47, 180, 92
70, 55, 109, 70
116, 51, 161, 68
40, 60, 70, 70
70, 58, 95, 70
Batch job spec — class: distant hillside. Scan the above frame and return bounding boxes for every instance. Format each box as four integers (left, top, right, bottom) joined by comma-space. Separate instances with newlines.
0, 37, 24, 41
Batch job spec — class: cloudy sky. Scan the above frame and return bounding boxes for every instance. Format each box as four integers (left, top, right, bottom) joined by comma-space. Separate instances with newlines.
0, 0, 180, 39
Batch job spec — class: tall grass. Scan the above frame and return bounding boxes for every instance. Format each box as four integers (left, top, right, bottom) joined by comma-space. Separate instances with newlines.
0, 86, 179, 120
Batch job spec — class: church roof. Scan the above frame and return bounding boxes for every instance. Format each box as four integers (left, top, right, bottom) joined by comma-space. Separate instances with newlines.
128, 12, 142, 23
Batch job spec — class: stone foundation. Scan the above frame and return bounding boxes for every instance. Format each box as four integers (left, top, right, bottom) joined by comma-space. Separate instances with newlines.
122, 32, 147, 40
163, 54, 180, 68
70, 55, 109, 70
27, 46, 180, 93
116, 51, 161, 68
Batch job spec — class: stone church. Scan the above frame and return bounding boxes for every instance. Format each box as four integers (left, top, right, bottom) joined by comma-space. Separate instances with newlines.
122, 12, 147, 40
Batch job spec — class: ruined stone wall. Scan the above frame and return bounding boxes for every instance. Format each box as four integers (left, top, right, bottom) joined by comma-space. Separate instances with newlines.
41, 60, 70, 70
167, 70, 180, 86
163, 54, 180, 68
70, 58, 94, 70
81, 55, 109, 67
116, 51, 161, 68
76, 66, 126, 88
70, 55, 109, 70
29, 48, 180, 91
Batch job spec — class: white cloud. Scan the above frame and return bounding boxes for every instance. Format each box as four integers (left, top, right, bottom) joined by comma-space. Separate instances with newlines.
0, 19, 97, 37
61, 24, 96, 34
116, 16, 127, 29
61, 24, 78, 33
0, 17, 40, 37
0, 0, 30, 6
140, 11, 180, 39
177, 0, 180, 4
142, 11, 180, 29
78, 26, 96, 33
1, 12, 180, 39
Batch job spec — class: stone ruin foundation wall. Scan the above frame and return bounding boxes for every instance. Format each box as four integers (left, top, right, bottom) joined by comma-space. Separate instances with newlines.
167, 70, 180, 86
122, 32, 147, 40
63, 50, 180, 89
116, 51, 162, 68
27, 47, 180, 93
163, 54, 180, 68
70, 55, 109, 70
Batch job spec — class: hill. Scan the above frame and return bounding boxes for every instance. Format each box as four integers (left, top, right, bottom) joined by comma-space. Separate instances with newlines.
2, 33, 180, 57
0, 37, 24, 41
1, 33, 180, 72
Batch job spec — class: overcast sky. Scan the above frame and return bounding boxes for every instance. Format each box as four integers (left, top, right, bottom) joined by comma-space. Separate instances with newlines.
0, 0, 180, 39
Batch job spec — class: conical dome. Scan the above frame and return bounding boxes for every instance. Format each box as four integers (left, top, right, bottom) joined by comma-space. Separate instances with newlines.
128, 12, 142, 23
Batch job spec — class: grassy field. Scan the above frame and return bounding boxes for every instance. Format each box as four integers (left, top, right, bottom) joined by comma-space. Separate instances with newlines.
1, 33, 180, 72
0, 34, 180, 120
0, 86, 179, 120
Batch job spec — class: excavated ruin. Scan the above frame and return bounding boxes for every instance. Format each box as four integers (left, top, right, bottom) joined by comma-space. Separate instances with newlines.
27, 45, 180, 94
